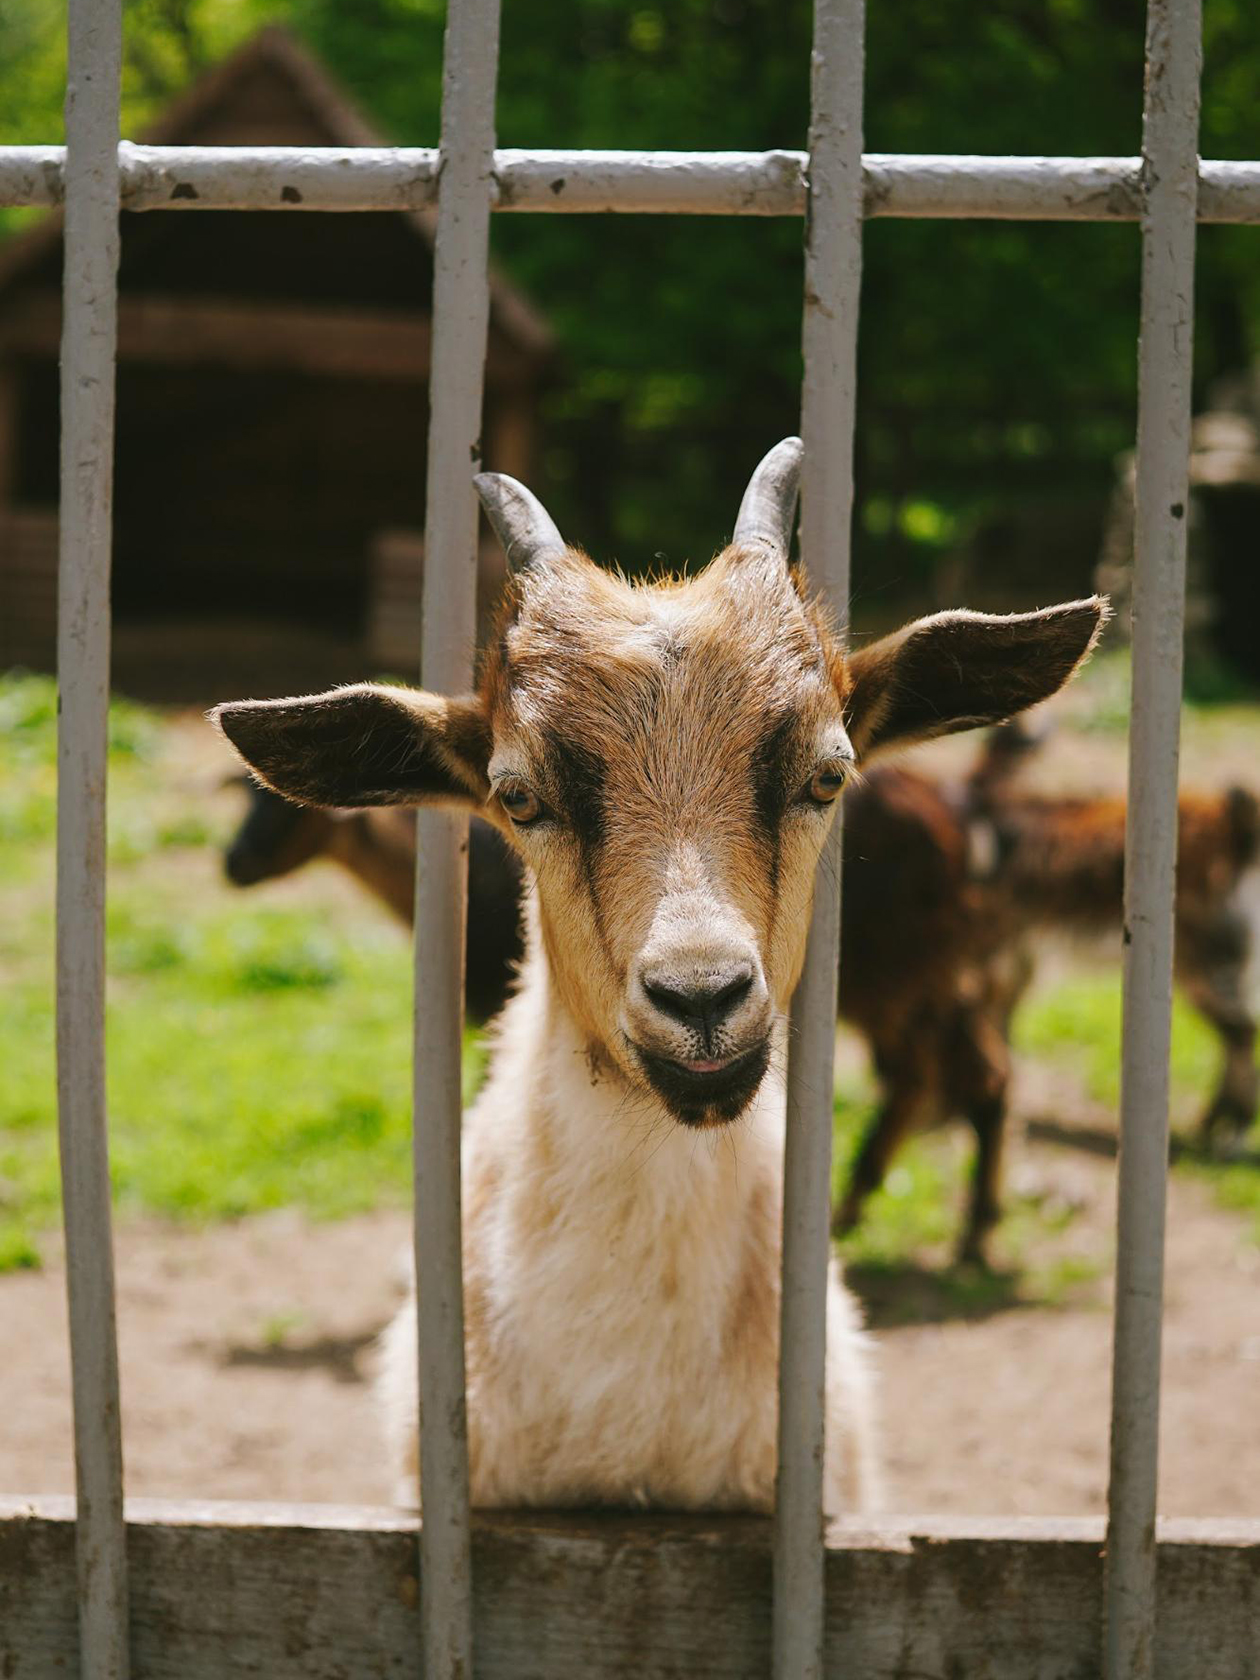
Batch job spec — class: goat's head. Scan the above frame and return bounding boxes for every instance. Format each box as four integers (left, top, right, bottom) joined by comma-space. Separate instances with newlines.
223, 778, 333, 886
212, 440, 1104, 1128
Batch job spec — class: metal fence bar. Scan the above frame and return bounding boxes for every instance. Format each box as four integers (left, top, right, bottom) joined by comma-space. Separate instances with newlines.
775, 1, 865, 1676
2, 146, 1259, 221
411, 0, 501, 1673
1103, 2, 1202, 1677
56, 0, 129, 1675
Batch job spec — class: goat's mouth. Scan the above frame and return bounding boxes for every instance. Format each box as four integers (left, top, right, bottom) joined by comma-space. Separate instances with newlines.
633, 1039, 771, 1127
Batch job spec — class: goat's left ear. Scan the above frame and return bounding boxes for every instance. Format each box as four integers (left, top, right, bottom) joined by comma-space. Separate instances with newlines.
209, 683, 491, 809
844, 596, 1108, 763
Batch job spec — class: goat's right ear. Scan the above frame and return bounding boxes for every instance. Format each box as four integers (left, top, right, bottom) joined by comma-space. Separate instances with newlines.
209, 683, 491, 809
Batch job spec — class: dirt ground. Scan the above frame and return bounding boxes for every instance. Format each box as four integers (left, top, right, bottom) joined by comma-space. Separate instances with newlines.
3, 1068, 1258, 1518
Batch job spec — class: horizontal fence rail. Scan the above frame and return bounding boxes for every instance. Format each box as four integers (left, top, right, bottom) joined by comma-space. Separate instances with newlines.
5, 1501, 1260, 1680
1, 146, 1259, 220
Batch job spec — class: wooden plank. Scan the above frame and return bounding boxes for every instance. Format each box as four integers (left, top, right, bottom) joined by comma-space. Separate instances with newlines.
1, 291, 540, 386
2, 1503, 1259, 1680
2, 290, 437, 380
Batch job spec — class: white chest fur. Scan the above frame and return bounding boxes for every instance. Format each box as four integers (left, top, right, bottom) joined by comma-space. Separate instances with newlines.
377, 974, 879, 1514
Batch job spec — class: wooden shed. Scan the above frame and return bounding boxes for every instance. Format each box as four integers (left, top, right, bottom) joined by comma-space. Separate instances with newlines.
0, 27, 551, 699
1097, 386, 1260, 687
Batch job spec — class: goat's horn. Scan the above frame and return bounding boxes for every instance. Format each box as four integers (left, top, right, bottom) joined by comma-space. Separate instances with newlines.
733, 436, 804, 561
474, 472, 567, 572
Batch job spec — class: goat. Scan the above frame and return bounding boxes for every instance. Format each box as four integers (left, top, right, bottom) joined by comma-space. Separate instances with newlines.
212, 438, 1104, 1512
972, 758, 1259, 1143
835, 731, 1259, 1263
223, 785, 523, 1022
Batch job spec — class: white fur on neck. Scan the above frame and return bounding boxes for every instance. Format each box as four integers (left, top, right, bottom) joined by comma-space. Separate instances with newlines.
378, 920, 880, 1514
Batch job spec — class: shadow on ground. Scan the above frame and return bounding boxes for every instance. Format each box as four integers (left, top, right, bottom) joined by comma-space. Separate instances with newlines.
1025, 1115, 1260, 1170
845, 1258, 1028, 1329
205, 1325, 384, 1385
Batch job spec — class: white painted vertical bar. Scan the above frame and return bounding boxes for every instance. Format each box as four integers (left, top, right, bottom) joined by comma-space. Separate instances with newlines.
775, 0, 865, 1675
1103, 3, 1201, 1677
57, 0, 129, 1674
411, 0, 500, 1673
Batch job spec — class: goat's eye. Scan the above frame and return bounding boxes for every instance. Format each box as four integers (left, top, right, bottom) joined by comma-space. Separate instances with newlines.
806, 765, 848, 806
499, 785, 542, 826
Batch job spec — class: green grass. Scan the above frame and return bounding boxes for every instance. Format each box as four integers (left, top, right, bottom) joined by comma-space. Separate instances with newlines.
0, 672, 483, 1269
1014, 974, 1223, 1113
1015, 973, 1260, 1243
830, 1069, 1105, 1319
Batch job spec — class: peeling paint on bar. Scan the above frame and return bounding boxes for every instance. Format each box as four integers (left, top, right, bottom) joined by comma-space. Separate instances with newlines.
1, 146, 1258, 221
1104, 4, 1203, 1680
410, 0, 502, 1676
775, 4, 866, 1678
56, 0, 129, 1676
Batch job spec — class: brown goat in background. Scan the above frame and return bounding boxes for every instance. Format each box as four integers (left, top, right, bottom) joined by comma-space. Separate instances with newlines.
836, 732, 1259, 1261
224, 740, 1258, 1266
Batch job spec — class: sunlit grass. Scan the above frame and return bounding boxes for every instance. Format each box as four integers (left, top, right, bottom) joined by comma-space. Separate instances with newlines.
0, 673, 482, 1269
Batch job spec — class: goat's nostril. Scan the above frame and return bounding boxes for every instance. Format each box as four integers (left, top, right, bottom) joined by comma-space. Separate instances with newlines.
642, 966, 755, 1034
710, 972, 753, 1016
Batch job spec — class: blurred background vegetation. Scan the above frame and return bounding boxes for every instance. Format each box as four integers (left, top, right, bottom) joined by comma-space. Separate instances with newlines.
3, 0, 1258, 604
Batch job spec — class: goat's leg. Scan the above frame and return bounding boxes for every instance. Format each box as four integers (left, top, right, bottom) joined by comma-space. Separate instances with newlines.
946, 1004, 1012, 1268
1177, 909, 1258, 1150
833, 1052, 934, 1240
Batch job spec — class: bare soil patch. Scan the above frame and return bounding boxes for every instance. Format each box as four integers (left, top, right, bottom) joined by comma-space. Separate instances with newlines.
3, 1089, 1257, 1517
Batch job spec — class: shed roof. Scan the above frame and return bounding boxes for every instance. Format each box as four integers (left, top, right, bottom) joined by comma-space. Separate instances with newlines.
0, 25, 551, 361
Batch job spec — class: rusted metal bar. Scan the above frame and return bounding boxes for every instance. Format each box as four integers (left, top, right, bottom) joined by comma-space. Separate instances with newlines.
775, 2, 866, 1677
56, 0, 129, 1674
2, 146, 1259, 222
410, 0, 501, 1674
1103, 3, 1202, 1678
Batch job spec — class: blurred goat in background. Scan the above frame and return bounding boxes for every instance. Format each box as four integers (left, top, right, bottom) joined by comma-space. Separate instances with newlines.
224, 784, 522, 1024
837, 727, 1258, 1262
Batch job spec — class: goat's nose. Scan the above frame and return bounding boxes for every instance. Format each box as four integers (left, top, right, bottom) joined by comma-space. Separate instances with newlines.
641, 965, 754, 1036
224, 846, 262, 886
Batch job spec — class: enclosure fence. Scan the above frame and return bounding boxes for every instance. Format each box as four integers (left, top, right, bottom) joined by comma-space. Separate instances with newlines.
2, 0, 1258, 1676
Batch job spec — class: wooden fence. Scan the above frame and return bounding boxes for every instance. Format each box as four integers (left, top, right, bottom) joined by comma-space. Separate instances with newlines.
1, 0, 1258, 1676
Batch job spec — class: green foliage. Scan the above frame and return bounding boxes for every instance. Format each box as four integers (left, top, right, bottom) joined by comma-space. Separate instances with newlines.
1014, 973, 1225, 1114
3, 1, 1259, 581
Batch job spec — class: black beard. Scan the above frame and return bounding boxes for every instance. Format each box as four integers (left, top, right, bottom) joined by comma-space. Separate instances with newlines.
634, 1039, 771, 1127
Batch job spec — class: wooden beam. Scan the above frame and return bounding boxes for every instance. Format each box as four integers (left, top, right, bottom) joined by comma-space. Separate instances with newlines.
1, 289, 434, 381
0, 291, 539, 386
2, 1500, 1258, 1680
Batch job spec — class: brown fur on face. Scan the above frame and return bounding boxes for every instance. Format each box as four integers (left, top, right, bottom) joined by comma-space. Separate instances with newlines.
475, 544, 852, 1091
